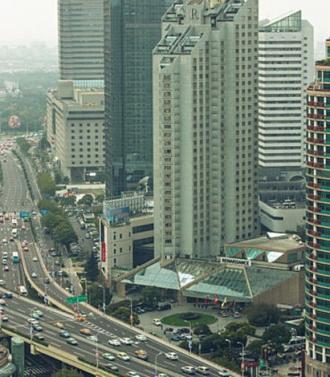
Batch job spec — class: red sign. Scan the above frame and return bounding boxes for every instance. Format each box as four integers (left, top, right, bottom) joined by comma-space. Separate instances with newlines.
101, 242, 106, 262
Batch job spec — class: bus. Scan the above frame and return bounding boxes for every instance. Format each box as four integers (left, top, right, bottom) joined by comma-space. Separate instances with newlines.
12, 252, 19, 264
18, 285, 27, 296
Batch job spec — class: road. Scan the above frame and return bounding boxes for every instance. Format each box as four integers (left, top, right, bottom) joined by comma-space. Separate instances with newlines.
0, 146, 238, 377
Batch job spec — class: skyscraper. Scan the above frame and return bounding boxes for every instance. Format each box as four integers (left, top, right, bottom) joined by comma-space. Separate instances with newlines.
153, 0, 260, 260
305, 39, 330, 377
58, 0, 104, 83
104, 0, 171, 197
259, 11, 314, 176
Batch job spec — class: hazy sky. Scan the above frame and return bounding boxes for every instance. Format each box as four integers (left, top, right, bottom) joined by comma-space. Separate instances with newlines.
0, 0, 328, 46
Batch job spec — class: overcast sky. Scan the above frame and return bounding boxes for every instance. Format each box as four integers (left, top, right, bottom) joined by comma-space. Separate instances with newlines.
0, 0, 328, 46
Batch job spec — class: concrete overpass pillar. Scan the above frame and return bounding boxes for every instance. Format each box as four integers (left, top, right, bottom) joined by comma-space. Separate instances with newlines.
116, 282, 126, 298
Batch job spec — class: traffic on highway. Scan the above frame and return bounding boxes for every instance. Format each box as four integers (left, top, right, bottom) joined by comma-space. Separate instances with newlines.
0, 140, 238, 377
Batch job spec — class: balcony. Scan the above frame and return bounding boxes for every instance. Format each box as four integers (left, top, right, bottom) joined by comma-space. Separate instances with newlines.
307, 182, 320, 189
308, 241, 321, 248
307, 113, 326, 120
308, 194, 321, 201
308, 101, 326, 107
308, 206, 320, 213
308, 230, 320, 237
307, 126, 325, 132
307, 137, 324, 144
307, 162, 325, 169
308, 218, 321, 225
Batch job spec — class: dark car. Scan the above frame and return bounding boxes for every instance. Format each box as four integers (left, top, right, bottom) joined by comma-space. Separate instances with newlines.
157, 303, 171, 311
3, 292, 12, 299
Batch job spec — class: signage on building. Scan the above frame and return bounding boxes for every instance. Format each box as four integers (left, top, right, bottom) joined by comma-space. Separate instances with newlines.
104, 206, 129, 224
101, 241, 106, 262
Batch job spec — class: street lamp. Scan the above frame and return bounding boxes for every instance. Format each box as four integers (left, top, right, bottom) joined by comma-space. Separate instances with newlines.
154, 352, 162, 377
129, 297, 133, 327
95, 336, 99, 369
98, 284, 106, 313
184, 320, 193, 354
237, 341, 245, 377
225, 338, 232, 353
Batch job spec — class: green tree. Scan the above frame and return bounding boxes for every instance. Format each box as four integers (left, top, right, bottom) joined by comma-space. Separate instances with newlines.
95, 193, 105, 203
16, 137, 31, 155
78, 194, 94, 206
88, 283, 112, 309
110, 306, 139, 325
85, 252, 99, 282
245, 303, 280, 327
141, 286, 163, 305
51, 368, 83, 377
38, 199, 63, 214
200, 334, 227, 354
262, 324, 291, 346
225, 321, 256, 337
53, 222, 77, 246
37, 172, 56, 197
41, 213, 63, 232
246, 340, 264, 358
193, 324, 212, 336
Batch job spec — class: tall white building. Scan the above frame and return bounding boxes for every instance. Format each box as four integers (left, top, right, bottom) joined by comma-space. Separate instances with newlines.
153, 0, 260, 260
258, 11, 314, 174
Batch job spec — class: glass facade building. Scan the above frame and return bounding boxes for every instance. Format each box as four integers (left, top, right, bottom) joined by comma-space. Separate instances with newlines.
104, 0, 171, 197
306, 40, 330, 376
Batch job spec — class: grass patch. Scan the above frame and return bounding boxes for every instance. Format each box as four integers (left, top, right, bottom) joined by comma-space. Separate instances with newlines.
161, 312, 217, 327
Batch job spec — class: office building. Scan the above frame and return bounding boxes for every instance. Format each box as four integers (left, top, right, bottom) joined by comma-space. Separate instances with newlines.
46, 80, 105, 183
305, 39, 330, 376
153, 0, 259, 260
58, 0, 104, 83
104, 0, 171, 196
258, 11, 314, 175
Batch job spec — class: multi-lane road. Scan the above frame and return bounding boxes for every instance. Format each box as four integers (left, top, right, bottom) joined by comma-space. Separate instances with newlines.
0, 144, 238, 377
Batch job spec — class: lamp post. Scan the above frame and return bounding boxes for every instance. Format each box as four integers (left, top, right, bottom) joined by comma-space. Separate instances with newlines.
225, 338, 232, 353
99, 284, 106, 313
154, 352, 162, 377
184, 320, 193, 354
238, 341, 245, 377
129, 297, 134, 327
95, 336, 99, 369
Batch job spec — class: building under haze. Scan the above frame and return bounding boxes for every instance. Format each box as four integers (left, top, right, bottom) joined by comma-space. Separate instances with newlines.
153, 0, 260, 260
259, 10, 314, 174
58, 0, 104, 83
104, 0, 172, 197
305, 39, 330, 377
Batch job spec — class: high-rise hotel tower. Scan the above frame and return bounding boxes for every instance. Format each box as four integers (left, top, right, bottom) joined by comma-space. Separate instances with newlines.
153, 0, 260, 259
306, 39, 330, 376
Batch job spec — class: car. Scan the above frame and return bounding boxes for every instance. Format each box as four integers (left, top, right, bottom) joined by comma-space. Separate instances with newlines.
2, 239, 7, 244
0, 299, 6, 306
165, 352, 178, 360
101, 363, 119, 372
31, 272, 37, 278
76, 315, 85, 322
55, 322, 64, 329
3, 292, 12, 299
120, 337, 133, 345
32, 257, 38, 262
217, 370, 231, 377
59, 330, 70, 338
117, 352, 130, 361
102, 353, 115, 361
0, 281, 5, 287
89, 335, 98, 342
66, 337, 78, 346
233, 311, 241, 318
181, 366, 196, 375
33, 324, 43, 332
108, 338, 121, 346
171, 334, 181, 342
3, 266, 9, 272
135, 334, 147, 342
44, 278, 50, 284
2, 252, 7, 258
0, 316, 8, 322
9, 237, 14, 242
1, 260, 6, 266
196, 366, 209, 375
80, 328, 92, 336
127, 372, 140, 377
34, 334, 45, 341
134, 349, 148, 360
27, 318, 39, 325
23, 246, 29, 252
31, 312, 40, 319
153, 319, 162, 326
34, 310, 43, 317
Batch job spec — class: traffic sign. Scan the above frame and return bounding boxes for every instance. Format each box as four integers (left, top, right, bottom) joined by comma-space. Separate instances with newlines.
66, 295, 87, 304
19, 211, 30, 219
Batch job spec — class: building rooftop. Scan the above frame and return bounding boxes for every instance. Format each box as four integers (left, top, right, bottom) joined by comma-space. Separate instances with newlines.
259, 10, 302, 33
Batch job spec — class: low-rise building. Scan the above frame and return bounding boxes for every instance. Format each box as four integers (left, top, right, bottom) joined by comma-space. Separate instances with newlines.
46, 80, 105, 183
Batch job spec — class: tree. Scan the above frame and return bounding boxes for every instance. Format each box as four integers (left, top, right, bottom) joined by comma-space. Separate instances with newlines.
110, 306, 139, 325
85, 252, 99, 282
41, 213, 63, 231
88, 283, 112, 309
53, 222, 77, 246
95, 193, 104, 203
38, 199, 63, 214
78, 194, 94, 206
245, 303, 280, 327
262, 324, 291, 346
16, 137, 31, 155
225, 321, 256, 337
52, 368, 83, 377
246, 340, 264, 358
37, 172, 56, 197
141, 286, 163, 305
193, 324, 212, 336
200, 334, 227, 354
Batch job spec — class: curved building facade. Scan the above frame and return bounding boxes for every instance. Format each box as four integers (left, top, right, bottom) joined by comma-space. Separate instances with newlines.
306, 39, 330, 376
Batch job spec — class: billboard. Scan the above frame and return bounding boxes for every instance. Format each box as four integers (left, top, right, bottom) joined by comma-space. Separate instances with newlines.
101, 241, 106, 263
104, 206, 129, 224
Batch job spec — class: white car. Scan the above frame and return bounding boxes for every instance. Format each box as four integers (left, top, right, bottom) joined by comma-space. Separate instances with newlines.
27, 318, 39, 325
33, 257, 38, 262
135, 334, 147, 342
117, 352, 130, 361
181, 366, 195, 375
108, 338, 121, 346
89, 335, 98, 342
0, 280, 5, 286
120, 337, 133, 345
153, 318, 162, 326
2, 239, 7, 244
165, 352, 178, 361
31, 272, 37, 278
127, 372, 140, 377
218, 370, 231, 377
196, 366, 210, 375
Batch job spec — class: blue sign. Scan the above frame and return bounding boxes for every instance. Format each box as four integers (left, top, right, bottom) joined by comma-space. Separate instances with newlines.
40, 209, 49, 216
19, 211, 30, 219
105, 207, 129, 224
